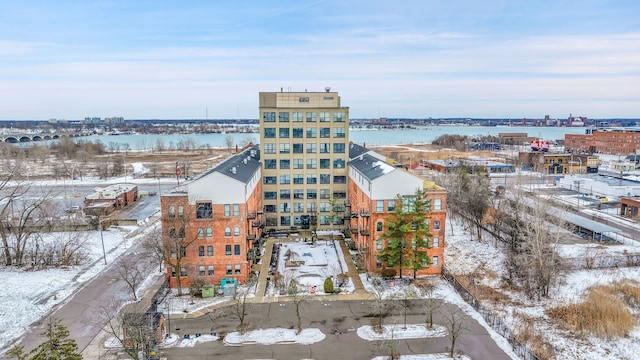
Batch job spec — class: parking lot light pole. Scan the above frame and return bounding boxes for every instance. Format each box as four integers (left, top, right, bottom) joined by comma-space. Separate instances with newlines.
99, 218, 107, 265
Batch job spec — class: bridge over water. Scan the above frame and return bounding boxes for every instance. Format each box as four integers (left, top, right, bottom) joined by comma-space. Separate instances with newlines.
0, 132, 90, 143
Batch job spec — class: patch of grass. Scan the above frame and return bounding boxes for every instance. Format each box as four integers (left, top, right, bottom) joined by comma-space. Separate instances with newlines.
515, 315, 556, 360
547, 282, 638, 340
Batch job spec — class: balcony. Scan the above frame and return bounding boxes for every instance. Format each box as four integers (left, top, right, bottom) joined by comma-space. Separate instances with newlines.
247, 249, 257, 261
350, 226, 359, 233
360, 209, 370, 217
247, 212, 256, 220
342, 213, 351, 220
252, 220, 264, 228
344, 201, 351, 208
246, 234, 256, 240
359, 228, 370, 236
350, 212, 359, 218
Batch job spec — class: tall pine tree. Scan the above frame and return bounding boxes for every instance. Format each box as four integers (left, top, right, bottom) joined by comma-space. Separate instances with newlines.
377, 189, 432, 279
8, 317, 82, 360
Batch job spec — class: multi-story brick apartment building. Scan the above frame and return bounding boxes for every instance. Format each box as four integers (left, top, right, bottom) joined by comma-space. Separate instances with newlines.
565, 128, 640, 155
518, 152, 599, 174
160, 145, 262, 288
259, 89, 349, 231
160, 90, 446, 289
347, 143, 446, 276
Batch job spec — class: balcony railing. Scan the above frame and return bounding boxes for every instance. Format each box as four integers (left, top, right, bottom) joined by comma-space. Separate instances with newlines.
246, 234, 256, 240
247, 212, 256, 220
360, 228, 370, 236
360, 209, 370, 217
252, 220, 264, 228
350, 212, 359, 218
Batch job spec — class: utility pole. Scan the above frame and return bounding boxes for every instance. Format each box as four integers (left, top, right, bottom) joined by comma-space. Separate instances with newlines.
99, 218, 107, 265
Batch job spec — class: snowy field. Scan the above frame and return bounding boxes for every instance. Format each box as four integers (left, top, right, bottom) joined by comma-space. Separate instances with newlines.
445, 216, 640, 360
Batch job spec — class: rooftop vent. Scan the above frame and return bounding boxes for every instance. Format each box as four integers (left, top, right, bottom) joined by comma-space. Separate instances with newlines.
231, 167, 237, 174
325, 87, 331, 92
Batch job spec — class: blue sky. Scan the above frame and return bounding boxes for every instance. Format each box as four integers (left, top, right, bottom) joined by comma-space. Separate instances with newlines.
1, 0, 639, 120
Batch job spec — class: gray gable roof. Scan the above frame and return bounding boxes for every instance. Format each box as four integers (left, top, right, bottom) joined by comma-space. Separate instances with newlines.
198, 144, 261, 184
348, 143, 370, 160
349, 153, 395, 181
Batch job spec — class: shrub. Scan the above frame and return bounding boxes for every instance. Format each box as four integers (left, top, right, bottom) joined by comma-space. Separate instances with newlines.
189, 278, 206, 297
324, 277, 334, 293
336, 273, 349, 287
381, 269, 397, 279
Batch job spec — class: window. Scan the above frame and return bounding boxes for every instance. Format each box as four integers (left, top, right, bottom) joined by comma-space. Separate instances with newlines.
333, 143, 345, 153
207, 245, 213, 256
226, 265, 232, 275
306, 128, 317, 138
333, 176, 346, 184
432, 256, 439, 266
320, 189, 330, 199
264, 191, 277, 200
293, 144, 303, 153
264, 143, 276, 154
234, 244, 240, 255
280, 189, 291, 199
280, 202, 290, 213
333, 159, 345, 168
235, 264, 241, 275
307, 174, 317, 184
319, 202, 330, 213
279, 112, 289, 122
264, 176, 276, 185
199, 265, 205, 276
279, 128, 289, 138
265, 159, 277, 169
319, 143, 330, 153
320, 112, 330, 122
376, 200, 384, 212
171, 268, 176, 277
294, 189, 304, 199
168, 205, 175, 218
280, 216, 291, 226
293, 174, 304, 184
307, 202, 317, 212
225, 226, 231, 237
307, 190, 317, 199
197, 227, 204, 238
320, 215, 330, 225
293, 158, 304, 169
177, 205, 184, 218
224, 204, 230, 217
306, 143, 317, 153
333, 127, 346, 138
377, 239, 383, 250
206, 227, 212, 237
280, 174, 290, 184
293, 128, 303, 138
320, 174, 331, 184
170, 247, 177, 258
180, 267, 187, 277
293, 112, 303, 122
263, 112, 275, 122
377, 222, 383, 232
234, 204, 239, 216
264, 204, 276, 213
320, 128, 330, 138
333, 191, 346, 199
306, 159, 317, 169
264, 128, 276, 138
226, 245, 232, 256
434, 198, 442, 211
320, 159, 330, 169
388, 200, 396, 212
208, 265, 214, 276
279, 143, 290, 154
334, 112, 345, 122
433, 237, 439, 248
179, 227, 185, 239
196, 202, 212, 219
434, 220, 440, 230
294, 202, 304, 212
234, 226, 240, 236
306, 112, 316, 122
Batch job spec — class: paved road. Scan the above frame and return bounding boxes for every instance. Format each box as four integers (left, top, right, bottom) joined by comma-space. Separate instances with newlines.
14, 237, 160, 356
160, 299, 512, 360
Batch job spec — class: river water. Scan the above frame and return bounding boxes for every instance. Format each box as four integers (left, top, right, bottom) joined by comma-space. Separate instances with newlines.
74, 126, 587, 150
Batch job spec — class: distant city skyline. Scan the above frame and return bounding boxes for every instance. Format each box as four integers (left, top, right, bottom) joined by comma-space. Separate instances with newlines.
1, 1, 639, 120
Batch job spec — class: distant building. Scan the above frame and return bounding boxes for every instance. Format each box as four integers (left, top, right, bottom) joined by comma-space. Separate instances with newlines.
83, 117, 102, 125
518, 152, 598, 174
84, 183, 138, 210
565, 128, 640, 155
621, 197, 640, 219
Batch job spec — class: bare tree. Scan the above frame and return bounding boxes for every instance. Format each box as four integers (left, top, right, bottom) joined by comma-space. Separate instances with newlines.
287, 279, 307, 334
161, 206, 199, 296
441, 168, 492, 241
229, 285, 253, 334
370, 283, 396, 333
443, 307, 468, 358
116, 258, 146, 301
141, 226, 165, 273
419, 280, 441, 329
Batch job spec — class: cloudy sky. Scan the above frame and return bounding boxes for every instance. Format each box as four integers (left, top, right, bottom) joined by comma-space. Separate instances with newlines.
1, 0, 638, 120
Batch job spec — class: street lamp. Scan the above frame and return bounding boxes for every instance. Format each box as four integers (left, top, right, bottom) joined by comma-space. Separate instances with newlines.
99, 218, 107, 265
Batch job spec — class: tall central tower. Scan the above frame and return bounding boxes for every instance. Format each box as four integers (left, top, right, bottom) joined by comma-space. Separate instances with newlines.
259, 89, 350, 231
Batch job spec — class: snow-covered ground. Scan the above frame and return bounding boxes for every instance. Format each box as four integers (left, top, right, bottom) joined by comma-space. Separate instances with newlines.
0, 224, 158, 352
445, 216, 640, 360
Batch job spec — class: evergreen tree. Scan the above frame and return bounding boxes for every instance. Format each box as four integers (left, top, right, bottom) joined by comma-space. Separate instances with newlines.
377, 189, 432, 279
8, 318, 82, 360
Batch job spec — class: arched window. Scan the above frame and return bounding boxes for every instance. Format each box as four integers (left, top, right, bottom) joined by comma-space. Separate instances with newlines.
234, 226, 240, 236
225, 226, 231, 237
169, 228, 177, 239
376, 221, 383, 232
